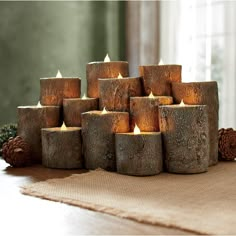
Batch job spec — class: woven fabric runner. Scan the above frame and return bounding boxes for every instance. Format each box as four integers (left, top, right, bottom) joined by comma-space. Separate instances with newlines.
21, 162, 236, 235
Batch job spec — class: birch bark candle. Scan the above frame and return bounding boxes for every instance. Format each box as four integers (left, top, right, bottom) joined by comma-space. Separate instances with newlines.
172, 81, 219, 166
41, 123, 82, 169
86, 54, 129, 98
63, 95, 98, 127
99, 75, 142, 112
159, 102, 209, 174
139, 61, 181, 96
130, 93, 173, 131
115, 124, 163, 176
40, 71, 81, 106
17, 102, 60, 163
81, 109, 129, 171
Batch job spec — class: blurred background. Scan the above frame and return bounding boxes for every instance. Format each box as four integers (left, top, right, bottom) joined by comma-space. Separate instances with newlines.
0, 0, 235, 128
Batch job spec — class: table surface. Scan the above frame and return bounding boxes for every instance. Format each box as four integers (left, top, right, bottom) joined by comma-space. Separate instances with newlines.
0, 159, 191, 236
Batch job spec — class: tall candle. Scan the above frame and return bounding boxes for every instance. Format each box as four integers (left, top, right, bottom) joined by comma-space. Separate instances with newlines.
63, 95, 98, 127
17, 102, 60, 163
159, 103, 209, 174
115, 124, 163, 176
172, 81, 219, 166
41, 123, 82, 169
86, 54, 129, 98
130, 94, 173, 131
81, 109, 129, 171
139, 62, 181, 96
40, 71, 81, 106
99, 75, 142, 112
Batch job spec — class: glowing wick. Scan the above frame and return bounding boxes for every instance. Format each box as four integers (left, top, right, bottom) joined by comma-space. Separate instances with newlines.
56, 70, 62, 78
61, 122, 67, 131
158, 59, 164, 65
179, 99, 185, 106
36, 101, 42, 108
134, 123, 141, 135
104, 54, 110, 62
82, 93, 87, 99
102, 107, 108, 114
117, 73, 123, 79
148, 91, 155, 98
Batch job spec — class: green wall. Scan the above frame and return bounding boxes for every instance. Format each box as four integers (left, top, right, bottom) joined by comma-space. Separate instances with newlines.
0, 1, 125, 125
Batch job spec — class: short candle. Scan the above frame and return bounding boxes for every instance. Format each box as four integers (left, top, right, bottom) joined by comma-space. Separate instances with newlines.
81, 109, 129, 171
115, 124, 163, 176
99, 74, 142, 112
130, 93, 173, 131
139, 60, 181, 96
63, 94, 98, 127
172, 81, 219, 166
159, 102, 209, 174
17, 102, 60, 163
86, 54, 129, 98
40, 70, 81, 106
41, 122, 82, 169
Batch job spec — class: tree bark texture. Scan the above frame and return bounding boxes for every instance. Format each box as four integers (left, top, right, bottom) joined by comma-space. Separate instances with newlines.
81, 111, 129, 171
115, 132, 163, 176
171, 81, 219, 166
159, 105, 209, 174
99, 77, 142, 112
86, 62, 129, 98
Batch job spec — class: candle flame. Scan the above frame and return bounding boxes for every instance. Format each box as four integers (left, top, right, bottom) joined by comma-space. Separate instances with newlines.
56, 70, 62, 78
102, 107, 108, 114
158, 59, 164, 65
61, 122, 67, 131
134, 123, 141, 135
148, 91, 155, 98
82, 93, 87, 99
104, 53, 110, 62
179, 99, 185, 106
117, 73, 123, 79
36, 101, 42, 107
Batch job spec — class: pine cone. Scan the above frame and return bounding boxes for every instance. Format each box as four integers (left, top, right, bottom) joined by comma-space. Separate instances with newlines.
218, 128, 236, 161
2, 136, 31, 167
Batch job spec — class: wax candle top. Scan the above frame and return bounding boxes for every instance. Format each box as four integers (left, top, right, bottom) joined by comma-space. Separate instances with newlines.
99, 76, 141, 81
18, 104, 59, 109
134, 123, 141, 134
104, 54, 110, 62
158, 59, 164, 65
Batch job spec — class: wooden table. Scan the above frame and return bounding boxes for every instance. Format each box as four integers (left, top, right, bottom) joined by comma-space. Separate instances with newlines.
0, 159, 189, 235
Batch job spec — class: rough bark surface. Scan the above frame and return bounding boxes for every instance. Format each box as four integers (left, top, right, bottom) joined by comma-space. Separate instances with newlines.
159, 105, 209, 174
86, 62, 129, 98
40, 78, 81, 106
172, 81, 219, 166
81, 111, 130, 171
139, 65, 181, 96
17, 106, 60, 163
99, 77, 142, 112
63, 98, 98, 127
115, 132, 163, 176
130, 96, 173, 132
41, 127, 82, 169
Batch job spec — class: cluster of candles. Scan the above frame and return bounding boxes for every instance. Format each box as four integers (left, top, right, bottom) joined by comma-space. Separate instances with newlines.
17, 54, 219, 176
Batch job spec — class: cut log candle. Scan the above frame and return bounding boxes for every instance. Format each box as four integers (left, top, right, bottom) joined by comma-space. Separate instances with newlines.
159, 103, 209, 174
116, 124, 163, 176
17, 102, 60, 163
130, 93, 173, 131
139, 63, 181, 96
99, 75, 142, 112
63, 95, 98, 127
81, 109, 129, 171
41, 123, 82, 169
172, 81, 219, 166
86, 54, 129, 98
40, 71, 81, 106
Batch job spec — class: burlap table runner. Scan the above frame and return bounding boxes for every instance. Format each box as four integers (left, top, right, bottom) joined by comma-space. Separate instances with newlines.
21, 162, 236, 235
